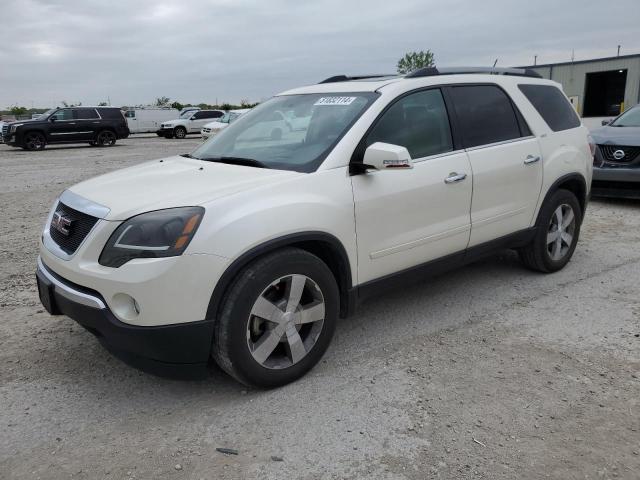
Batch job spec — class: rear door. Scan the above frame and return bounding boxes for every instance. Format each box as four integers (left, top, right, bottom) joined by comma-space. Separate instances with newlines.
189, 111, 223, 132
74, 108, 101, 140
448, 84, 543, 247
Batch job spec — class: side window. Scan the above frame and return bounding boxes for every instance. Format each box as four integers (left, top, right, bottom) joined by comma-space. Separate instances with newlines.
50, 109, 73, 121
450, 85, 522, 148
366, 89, 453, 159
75, 108, 99, 120
192, 112, 203, 119
209, 111, 223, 119
518, 84, 581, 132
124, 110, 135, 118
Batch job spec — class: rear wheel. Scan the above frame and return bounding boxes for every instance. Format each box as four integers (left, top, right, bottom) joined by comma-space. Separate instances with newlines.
95, 130, 117, 147
174, 126, 187, 139
212, 248, 339, 388
22, 132, 46, 151
519, 189, 582, 273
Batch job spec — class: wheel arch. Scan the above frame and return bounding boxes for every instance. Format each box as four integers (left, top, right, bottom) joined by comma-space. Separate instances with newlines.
536, 173, 588, 226
205, 232, 354, 323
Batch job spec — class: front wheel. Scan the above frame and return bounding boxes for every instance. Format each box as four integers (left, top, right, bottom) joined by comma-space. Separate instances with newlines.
22, 132, 46, 151
519, 189, 582, 273
174, 126, 187, 139
212, 248, 339, 388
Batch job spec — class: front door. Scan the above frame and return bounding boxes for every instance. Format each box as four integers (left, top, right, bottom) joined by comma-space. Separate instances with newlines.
351, 88, 473, 284
47, 108, 78, 142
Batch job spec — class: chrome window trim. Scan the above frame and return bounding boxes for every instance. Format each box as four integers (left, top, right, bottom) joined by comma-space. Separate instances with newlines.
37, 256, 106, 309
411, 148, 466, 164
465, 135, 536, 152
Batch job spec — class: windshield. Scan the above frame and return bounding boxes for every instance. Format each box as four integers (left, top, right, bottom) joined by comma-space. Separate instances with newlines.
40, 108, 58, 119
610, 107, 640, 127
180, 110, 197, 118
190, 93, 378, 172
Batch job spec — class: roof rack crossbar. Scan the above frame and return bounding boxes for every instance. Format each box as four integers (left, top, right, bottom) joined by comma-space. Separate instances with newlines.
405, 67, 542, 79
318, 74, 396, 84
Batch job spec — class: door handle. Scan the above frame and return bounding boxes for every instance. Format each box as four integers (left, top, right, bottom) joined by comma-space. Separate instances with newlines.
444, 172, 467, 184
524, 155, 540, 165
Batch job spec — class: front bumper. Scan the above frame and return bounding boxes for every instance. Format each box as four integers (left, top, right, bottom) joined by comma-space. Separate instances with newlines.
592, 166, 640, 199
36, 257, 214, 378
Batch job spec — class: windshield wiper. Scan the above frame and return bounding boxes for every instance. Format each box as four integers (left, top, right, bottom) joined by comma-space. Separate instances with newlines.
180, 153, 196, 158
200, 156, 269, 169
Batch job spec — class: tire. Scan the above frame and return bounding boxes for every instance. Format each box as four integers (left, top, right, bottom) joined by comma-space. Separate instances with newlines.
519, 189, 582, 273
212, 248, 339, 388
174, 126, 187, 139
22, 131, 46, 151
95, 130, 117, 147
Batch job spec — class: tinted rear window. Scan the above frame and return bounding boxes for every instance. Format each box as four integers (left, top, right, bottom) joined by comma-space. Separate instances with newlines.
450, 85, 522, 148
98, 108, 124, 119
75, 108, 99, 119
518, 84, 580, 132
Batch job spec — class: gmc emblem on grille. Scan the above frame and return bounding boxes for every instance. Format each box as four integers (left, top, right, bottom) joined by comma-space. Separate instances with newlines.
51, 211, 73, 236
613, 149, 626, 160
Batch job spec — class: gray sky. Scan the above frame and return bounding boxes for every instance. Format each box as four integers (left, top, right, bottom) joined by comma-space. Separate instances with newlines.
1, 0, 638, 108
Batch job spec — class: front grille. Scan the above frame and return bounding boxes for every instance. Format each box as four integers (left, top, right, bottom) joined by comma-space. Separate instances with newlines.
49, 202, 99, 255
1, 125, 8, 142
598, 145, 640, 164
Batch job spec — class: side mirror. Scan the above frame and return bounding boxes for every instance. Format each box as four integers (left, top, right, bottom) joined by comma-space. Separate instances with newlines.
601, 119, 612, 126
49, 117, 57, 122
362, 142, 413, 171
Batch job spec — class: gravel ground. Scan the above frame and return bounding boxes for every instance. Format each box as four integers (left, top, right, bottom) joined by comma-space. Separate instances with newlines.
0, 136, 639, 480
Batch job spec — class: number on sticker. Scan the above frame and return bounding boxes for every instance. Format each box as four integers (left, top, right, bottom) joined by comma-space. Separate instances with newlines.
314, 97, 357, 106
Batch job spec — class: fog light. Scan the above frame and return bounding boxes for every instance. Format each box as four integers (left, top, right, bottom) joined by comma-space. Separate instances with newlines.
112, 293, 141, 322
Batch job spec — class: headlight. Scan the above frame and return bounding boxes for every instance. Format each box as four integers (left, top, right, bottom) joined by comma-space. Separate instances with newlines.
10, 123, 23, 132
99, 207, 204, 268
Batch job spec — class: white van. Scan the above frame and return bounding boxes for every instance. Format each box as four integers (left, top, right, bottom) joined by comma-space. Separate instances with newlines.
124, 108, 180, 134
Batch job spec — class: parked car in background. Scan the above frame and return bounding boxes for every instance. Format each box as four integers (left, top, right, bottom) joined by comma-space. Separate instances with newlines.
201, 109, 250, 139
124, 107, 179, 134
157, 110, 224, 139
179, 107, 201, 117
36, 67, 592, 388
591, 104, 640, 198
2, 106, 129, 150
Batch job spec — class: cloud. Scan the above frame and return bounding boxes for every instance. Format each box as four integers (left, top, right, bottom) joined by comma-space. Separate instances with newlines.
0, 0, 638, 107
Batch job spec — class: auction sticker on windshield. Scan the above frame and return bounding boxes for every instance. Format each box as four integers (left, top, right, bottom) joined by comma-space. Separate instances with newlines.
314, 96, 357, 106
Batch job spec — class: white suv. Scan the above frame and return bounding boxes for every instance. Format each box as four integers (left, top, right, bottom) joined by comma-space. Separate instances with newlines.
157, 109, 225, 139
36, 68, 593, 387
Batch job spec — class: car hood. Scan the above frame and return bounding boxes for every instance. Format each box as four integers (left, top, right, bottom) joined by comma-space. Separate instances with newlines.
5, 118, 43, 127
590, 126, 640, 146
203, 121, 224, 129
67, 155, 300, 221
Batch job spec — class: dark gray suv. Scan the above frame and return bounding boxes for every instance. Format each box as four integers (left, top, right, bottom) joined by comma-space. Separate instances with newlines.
591, 105, 640, 198
1, 106, 129, 151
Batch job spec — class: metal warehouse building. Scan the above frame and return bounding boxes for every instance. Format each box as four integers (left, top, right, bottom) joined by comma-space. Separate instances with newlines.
521, 53, 640, 118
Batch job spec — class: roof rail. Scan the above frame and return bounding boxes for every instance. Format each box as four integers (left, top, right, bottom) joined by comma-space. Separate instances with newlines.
318, 74, 396, 84
405, 67, 542, 79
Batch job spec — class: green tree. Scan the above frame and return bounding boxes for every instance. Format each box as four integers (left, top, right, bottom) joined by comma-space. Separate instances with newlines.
9, 106, 28, 116
397, 50, 435, 75
170, 101, 183, 110
98, 101, 108, 106
155, 96, 171, 106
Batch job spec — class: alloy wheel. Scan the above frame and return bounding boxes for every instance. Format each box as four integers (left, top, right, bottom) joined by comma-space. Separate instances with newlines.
25, 133, 45, 150
546, 203, 576, 261
246, 274, 325, 369
97, 131, 116, 146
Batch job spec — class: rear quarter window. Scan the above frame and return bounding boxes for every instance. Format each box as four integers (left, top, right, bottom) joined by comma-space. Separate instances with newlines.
518, 84, 581, 132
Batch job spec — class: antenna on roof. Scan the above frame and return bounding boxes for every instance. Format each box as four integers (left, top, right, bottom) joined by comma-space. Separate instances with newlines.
493, 58, 498, 67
